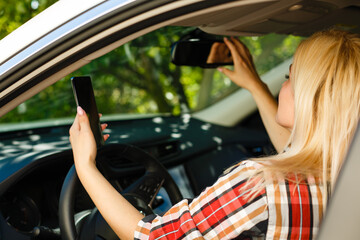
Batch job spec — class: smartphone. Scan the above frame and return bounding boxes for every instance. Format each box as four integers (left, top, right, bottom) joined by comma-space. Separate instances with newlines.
71, 76, 104, 148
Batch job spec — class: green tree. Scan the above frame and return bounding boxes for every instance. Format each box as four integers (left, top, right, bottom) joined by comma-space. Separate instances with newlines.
66, 26, 195, 115
0, 2, 303, 124
0, 0, 57, 40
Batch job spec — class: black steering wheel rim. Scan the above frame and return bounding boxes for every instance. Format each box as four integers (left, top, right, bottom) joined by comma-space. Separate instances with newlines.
59, 143, 183, 240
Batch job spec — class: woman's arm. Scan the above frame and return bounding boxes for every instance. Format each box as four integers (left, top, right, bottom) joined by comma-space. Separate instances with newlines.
69, 107, 143, 240
247, 80, 291, 153
219, 37, 291, 152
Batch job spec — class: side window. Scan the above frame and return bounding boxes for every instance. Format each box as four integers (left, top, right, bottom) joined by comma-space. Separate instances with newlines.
0, 27, 303, 124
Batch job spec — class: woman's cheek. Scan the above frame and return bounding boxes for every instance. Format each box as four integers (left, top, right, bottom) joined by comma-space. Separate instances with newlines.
276, 81, 295, 129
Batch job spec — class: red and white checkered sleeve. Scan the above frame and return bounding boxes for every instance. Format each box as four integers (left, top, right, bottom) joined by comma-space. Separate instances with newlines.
134, 160, 268, 240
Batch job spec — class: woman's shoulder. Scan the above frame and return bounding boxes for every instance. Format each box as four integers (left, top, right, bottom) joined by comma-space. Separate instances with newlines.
225, 160, 323, 185
224, 159, 263, 175
220, 160, 262, 177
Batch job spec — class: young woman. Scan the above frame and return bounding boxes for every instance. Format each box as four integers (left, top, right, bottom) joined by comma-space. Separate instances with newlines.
69, 29, 360, 239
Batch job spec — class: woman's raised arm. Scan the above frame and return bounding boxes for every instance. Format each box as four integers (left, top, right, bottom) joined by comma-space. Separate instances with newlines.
219, 37, 291, 153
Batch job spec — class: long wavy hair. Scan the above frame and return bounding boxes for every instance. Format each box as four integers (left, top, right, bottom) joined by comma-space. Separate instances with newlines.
239, 29, 360, 204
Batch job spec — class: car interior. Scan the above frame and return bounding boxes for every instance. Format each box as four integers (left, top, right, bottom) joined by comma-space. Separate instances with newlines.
0, 0, 359, 239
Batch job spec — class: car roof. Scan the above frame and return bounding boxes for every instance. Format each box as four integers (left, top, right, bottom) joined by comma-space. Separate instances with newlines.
181, 0, 360, 36
2, 0, 359, 66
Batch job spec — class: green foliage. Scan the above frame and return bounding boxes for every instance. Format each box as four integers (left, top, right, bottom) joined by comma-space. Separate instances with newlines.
0, 0, 57, 40
241, 34, 304, 75
0, 1, 304, 124
64, 26, 195, 116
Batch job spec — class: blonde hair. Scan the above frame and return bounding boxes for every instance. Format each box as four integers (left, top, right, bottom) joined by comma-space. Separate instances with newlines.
240, 30, 360, 203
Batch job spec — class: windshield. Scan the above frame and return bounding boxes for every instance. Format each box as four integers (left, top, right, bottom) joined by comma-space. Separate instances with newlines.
0, 26, 303, 126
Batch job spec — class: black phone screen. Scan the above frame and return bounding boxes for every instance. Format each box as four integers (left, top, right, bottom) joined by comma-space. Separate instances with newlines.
71, 76, 104, 147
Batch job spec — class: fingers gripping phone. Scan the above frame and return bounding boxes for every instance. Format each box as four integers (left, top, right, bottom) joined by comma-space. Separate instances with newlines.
71, 76, 104, 148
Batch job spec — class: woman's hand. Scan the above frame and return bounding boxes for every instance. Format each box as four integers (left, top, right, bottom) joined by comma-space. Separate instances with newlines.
69, 106, 109, 169
219, 37, 291, 152
219, 37, 263, 92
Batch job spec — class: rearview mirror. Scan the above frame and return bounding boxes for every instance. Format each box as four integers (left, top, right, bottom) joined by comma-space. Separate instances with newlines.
171, 39, 233, 68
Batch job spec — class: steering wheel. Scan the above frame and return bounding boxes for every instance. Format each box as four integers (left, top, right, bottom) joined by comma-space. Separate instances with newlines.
59, 144, 183, 240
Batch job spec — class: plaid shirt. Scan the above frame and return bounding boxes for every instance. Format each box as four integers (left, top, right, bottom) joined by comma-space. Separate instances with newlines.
134, 161, 324, 240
